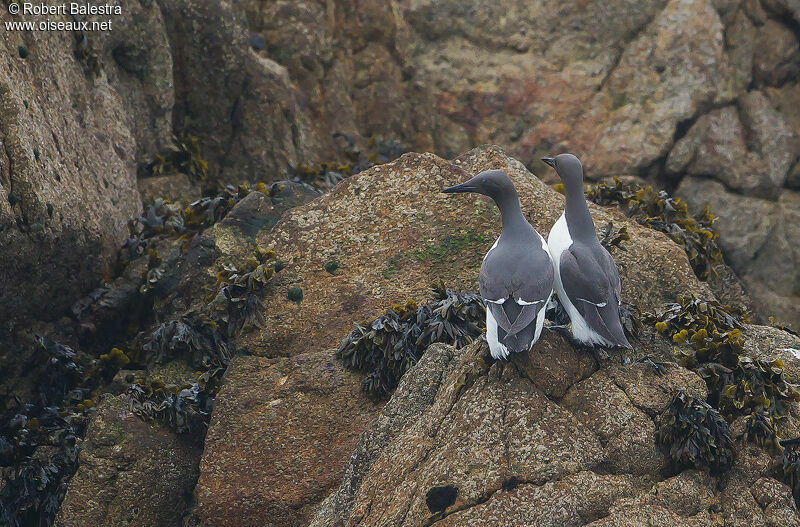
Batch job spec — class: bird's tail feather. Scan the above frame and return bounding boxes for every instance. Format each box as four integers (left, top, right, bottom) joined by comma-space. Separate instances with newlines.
584, 304, 632, 349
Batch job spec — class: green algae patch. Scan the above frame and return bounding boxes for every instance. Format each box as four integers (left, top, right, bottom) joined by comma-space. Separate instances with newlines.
409, 232, 490, 263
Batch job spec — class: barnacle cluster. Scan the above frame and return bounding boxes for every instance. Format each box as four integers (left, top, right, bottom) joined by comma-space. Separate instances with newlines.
585, 177, 722, 280
656, 391, 733, 475
140, 313, 230, 368
127, 184, 257, 242
338, 284, 485, 397
288, 135, 407, 189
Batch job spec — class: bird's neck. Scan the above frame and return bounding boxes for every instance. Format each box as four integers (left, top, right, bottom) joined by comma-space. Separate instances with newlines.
495, 193, 528, 234
564, 184, 597, 242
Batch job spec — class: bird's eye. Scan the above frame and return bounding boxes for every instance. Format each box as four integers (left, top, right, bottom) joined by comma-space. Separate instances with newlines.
482, 179, 487, 183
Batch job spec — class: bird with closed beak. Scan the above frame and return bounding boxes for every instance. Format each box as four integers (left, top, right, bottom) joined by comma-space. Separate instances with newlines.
542, 154, 632, 349
442, 169, 554, 359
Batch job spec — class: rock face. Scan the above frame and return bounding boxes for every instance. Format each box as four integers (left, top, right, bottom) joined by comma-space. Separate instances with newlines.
55, 395, 201, 527
4, 0, 799, 326
194, 351, 381, 527
0, 0, 315, 325
237, 0, 800, 324
677, 177, 800, 326
0, 15, 141, 322
243, 145, 711, 358
310, 338, 800, 527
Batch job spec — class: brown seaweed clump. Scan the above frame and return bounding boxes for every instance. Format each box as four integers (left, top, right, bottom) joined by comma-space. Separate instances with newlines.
145, 132, 208, 182
338, 283, 485, 397
287, 135, 407, 189
586, 178, 722, 280
646, 295, 799, 424
656, 391, 733, 476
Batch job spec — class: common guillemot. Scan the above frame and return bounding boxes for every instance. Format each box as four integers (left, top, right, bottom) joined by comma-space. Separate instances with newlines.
442, 169, 554, 359
542, 154, 632, 349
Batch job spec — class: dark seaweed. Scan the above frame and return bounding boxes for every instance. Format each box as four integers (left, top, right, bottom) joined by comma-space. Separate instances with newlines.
338, 284, 485, 397
656, 391, 733, 476
586, 178, 722, 280
646, 295, 798, 424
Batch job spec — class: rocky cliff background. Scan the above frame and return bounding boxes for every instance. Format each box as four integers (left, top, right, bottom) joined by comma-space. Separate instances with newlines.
1, 0, 799, 526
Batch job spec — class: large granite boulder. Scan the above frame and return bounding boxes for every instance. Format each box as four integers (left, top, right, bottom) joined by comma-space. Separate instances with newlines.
194, 350, 381, 527
194, 145, 714, 524
242, 145, 711, 358
310, 337, 800, 526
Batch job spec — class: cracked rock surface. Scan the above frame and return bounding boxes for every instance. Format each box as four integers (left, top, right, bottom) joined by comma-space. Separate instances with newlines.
310, 337, 800, 527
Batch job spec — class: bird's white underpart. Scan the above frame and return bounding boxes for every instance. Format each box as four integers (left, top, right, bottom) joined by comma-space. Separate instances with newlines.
547, 213, 615, 347
486, 307, 509, 359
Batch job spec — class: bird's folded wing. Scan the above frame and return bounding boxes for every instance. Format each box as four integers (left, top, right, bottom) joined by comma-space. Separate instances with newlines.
560, 246, 628, 346
598, 245, 622, 303
559, 245, 610, 306
504, 302, 544, 337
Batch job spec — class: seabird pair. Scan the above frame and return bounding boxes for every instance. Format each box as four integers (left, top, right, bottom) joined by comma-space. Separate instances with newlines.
442, 154, 631, 359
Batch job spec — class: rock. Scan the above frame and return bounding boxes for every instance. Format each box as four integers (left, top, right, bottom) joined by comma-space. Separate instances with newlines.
666, 93, 795, 196
102, 182, 321, 325
676, 177, 800, 326
0, 17, 141, 322
231, 0, 800, 315
741, 324, 800, 389
432, 471, 640, 527
138, 174, 201, 202
55, 395, 201, 527
193, 350, 381, 527
242, 145, 711, 358
510, 334, 597, 399
310, 335, 800, 526
607, 362, 707, 416
80, 0, 175, 163
752, 19, 800, 86
155, 0, 315, 183
311, 343, 464, 526
562, 370, 662, 476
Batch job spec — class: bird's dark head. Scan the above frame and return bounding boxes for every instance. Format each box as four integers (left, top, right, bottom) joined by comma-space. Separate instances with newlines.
441, 169, 516, 201
541, 154, 584, 189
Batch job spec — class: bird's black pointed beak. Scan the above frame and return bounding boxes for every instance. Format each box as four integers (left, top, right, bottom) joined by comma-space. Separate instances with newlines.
441, 183, 477, 194
541, 158, 555, 168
